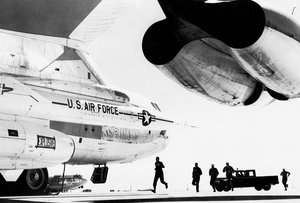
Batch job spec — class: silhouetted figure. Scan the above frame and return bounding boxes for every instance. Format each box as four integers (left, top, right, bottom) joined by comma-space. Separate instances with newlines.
223, 162, 234, 191
152, 157, 168, 193
223, 162, 234, 179
209, 164, 219, 192
192, 163, 202, 192
280, 169, 290, 191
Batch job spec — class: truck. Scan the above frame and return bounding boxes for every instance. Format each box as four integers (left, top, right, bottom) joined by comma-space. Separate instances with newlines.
215, 169, 279, 192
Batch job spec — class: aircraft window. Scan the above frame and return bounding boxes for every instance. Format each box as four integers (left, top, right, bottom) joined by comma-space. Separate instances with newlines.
115, 91, 130, 102
88, 72, 91, 79
79, 138, 82, 143
8, 129, 18, 137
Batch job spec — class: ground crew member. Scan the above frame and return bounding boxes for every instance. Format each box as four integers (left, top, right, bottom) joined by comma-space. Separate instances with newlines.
223, 162, 234, 191
223, 162, 234, 179
152, 157, 168, 193
209, 164, 219, 192
280, 168, 291, 191
192, 163, 202, 192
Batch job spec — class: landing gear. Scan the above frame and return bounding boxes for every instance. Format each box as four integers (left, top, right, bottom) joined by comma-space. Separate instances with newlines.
0, 168, 49, 196
19, 168, 49, 195
91, 165, 109, 184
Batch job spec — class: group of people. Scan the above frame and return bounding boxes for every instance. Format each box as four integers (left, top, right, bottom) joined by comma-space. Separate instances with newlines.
192, 162, 233, 192
152, 157, 291, 193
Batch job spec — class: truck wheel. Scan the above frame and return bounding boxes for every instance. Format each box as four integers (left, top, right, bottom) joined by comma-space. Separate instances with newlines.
216, 185, 223, 192
223, 185, 231, 192
263, 184, 271, 191
255, 185, 262, 191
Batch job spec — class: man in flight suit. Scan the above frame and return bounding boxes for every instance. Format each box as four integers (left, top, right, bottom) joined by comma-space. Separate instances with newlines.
209, 164, 219, 192
152, 157, 168, 193
192, 163, 202, 192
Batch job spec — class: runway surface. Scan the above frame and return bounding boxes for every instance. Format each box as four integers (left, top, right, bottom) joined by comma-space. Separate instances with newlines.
2, 191, 300, 203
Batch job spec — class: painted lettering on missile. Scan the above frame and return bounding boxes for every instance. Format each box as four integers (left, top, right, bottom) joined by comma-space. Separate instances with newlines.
0, 84, 13, 95
138, 110, 156, 126
36, 135, 56, 150
66, 99, 119, 115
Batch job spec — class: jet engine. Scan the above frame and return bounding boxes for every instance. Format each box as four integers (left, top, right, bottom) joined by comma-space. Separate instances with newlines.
142, 0, 297, 105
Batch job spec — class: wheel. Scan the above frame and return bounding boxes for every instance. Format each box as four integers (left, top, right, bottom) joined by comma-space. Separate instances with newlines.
17, 168, 48, 195
263, 184, 271, 191
255, 185, 262, 191
223, 185, 231, 192
216, 185, 223, 192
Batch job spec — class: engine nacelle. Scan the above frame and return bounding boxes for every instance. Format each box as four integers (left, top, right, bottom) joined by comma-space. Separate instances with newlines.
231, 25, 300, 98
160, 40, 265, 106
143, 0, 266, 65
143, 18, 263, 106
0, 120, 74, 169
143, 0, 300, 104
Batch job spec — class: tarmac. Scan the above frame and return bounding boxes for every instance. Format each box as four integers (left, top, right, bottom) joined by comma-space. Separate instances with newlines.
2, 190, 300, 203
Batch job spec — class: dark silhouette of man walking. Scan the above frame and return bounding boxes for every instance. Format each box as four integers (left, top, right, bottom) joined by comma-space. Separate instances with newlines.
192, 163, 202, 192
209, 164, 219, 192
152, 157, 168, 193
280, 168, 290, 191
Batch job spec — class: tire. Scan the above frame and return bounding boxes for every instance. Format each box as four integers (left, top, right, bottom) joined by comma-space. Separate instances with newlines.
255, 185, 263, 191
17, 168, 48, 195
223, 185, 231, 192
216, 185, 223, 192
263, 184, 271, 191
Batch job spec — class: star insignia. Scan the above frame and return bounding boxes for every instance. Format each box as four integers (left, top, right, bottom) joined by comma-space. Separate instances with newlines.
138, 110, 156, 126
0, 84, 13, 95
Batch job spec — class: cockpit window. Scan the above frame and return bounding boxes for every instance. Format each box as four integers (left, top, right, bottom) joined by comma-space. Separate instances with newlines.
151, 102, 161, 112
115, 91, 130, 103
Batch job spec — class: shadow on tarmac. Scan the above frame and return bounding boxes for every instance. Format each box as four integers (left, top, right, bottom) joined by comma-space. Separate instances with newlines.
3, 194, 300, 203
92, 195, 300, 202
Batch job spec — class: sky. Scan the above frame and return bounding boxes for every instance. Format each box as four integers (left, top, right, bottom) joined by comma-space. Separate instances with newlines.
51, 0, 300, 193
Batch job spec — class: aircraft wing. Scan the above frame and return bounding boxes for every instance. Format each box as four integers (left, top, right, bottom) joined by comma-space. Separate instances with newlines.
0, 0, 135, 47
70, 0, 136, 46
